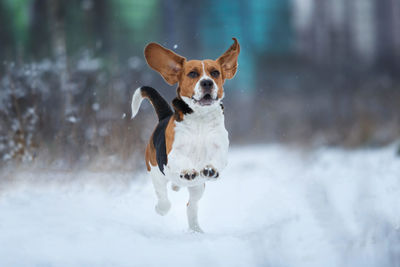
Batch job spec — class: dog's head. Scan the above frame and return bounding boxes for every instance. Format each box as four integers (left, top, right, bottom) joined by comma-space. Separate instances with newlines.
144, 38, 240, 108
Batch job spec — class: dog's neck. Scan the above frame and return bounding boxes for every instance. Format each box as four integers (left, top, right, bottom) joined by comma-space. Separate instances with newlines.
172, 96, 224, 123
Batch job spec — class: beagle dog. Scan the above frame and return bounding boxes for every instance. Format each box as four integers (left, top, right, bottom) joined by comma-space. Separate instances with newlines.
131, 38, 240, 232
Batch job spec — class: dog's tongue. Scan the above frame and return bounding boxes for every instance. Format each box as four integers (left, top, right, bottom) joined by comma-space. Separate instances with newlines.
199, 94, 214, 106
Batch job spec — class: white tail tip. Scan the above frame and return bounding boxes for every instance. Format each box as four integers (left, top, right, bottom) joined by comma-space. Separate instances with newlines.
131, 87, 144, 119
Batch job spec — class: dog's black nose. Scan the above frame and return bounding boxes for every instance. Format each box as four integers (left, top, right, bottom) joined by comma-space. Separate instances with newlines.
200, 79, 213, 91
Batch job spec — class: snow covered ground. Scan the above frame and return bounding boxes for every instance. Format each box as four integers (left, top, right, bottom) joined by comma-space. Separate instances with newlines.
0, 145, 399, 267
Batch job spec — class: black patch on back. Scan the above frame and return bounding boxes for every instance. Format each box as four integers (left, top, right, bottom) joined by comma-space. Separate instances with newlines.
153, 115, 171, 174
141, 86, 173, 121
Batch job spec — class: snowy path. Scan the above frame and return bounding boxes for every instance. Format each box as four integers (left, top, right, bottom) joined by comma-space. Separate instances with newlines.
0, 145, 399, 267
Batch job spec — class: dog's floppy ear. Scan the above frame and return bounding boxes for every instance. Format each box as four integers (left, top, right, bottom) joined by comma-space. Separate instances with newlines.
217, 38, 240, 80
144, 43, 186, 85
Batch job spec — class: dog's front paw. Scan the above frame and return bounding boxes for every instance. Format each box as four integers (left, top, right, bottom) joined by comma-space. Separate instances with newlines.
180, 169, 198, 180
201, 165, 219, 178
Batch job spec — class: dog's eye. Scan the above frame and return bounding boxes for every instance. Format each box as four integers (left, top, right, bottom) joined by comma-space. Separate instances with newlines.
210, 70, 220, 78
188, 71, 199, 78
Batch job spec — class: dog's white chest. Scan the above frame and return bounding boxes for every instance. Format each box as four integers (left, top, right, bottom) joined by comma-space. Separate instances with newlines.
165, 106, 229, 180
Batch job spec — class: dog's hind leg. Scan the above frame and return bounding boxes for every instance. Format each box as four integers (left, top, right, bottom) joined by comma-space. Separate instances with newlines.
187, 183, 205, 233
150, 170, 171, 216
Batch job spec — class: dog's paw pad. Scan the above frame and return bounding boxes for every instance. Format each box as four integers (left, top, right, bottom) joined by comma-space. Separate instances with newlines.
201, 165, 219, 178
180, 170, 198, 180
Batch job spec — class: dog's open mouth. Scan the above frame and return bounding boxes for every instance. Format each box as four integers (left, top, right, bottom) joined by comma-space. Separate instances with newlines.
194, 94, 215, 106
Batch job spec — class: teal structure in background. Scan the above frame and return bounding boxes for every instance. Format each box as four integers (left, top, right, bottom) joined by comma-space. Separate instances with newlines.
199, 0, 293, 91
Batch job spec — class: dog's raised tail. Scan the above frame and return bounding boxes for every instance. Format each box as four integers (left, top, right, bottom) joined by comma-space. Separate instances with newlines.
131, 86, 173, 121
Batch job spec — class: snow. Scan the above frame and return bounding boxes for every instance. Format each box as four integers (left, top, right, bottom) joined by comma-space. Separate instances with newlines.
66, 115, 78, 123
0, 145, 399, 267
76, 53, 101, 72
92, 103, 100, 111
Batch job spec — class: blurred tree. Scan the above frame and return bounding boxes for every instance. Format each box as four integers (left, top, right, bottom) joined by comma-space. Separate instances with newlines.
1, 0, 30, 60
111, 0, 160, 55
175, 0, 201, 55
28, 0, 51, 59
375, 0, 400, 73
92, 0, 111, 54
160, 0, 176, 46
0, 2, 16, 61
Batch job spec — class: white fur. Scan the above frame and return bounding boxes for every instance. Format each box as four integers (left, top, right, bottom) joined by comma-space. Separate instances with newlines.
163, 100, 229, 187
187, 184, 205, 233
148, 100, 229, 232
149, 165, 171, 216
131, 87, 144, 119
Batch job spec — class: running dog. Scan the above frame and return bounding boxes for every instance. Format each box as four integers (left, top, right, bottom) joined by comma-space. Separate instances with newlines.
131, 38, 240, 232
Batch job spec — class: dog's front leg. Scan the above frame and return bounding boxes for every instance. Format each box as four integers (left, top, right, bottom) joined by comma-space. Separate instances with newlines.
150, 172, 171, 216
200, 142, 228, 179
187, 183, 205, 233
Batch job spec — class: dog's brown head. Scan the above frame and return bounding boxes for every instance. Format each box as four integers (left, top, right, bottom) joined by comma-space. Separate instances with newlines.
144, 38, 240, 107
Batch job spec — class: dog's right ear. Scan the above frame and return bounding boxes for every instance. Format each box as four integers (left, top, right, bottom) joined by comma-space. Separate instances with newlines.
144, 43, 186, 85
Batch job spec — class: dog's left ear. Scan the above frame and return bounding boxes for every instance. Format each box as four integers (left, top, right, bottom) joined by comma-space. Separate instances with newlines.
144, 43, 186, 85
217, 38, 240, 80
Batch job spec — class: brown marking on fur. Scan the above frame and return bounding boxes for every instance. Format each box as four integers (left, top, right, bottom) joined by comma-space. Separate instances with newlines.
178, 60, 203, 98
165, 117, 175, 155
174, 111, 184, 122
144, 38, 240, 101
145, 134, 157, 171
176, 59, 226, 100
145, 117, 176, 171
203, 59, 225, 99
144, 43, 186, 85
217, 38, 240, 80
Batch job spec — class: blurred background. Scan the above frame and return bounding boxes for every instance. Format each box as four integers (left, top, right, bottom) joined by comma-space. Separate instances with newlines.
0, 0, 399, 170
